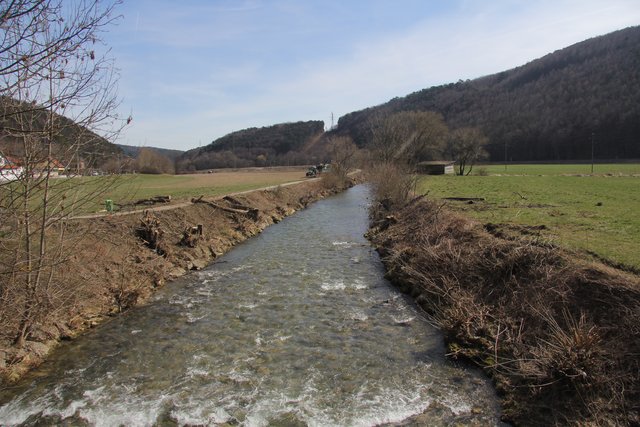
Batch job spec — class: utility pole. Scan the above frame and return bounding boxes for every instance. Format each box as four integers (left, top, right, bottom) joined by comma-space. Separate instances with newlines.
331, 112, 334, 130
591, 132, 595, 174
504, 141, 508, 171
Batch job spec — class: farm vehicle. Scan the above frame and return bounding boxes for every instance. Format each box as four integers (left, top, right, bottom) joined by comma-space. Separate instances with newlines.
306, 163, 331, 178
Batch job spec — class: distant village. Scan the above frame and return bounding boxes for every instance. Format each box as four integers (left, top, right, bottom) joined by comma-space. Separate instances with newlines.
0, 153, 89, 182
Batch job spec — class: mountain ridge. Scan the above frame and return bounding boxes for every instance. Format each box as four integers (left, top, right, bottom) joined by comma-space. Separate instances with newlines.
335, 26, 640, 161
177, 120, 326, 171
0, 97, 123, 167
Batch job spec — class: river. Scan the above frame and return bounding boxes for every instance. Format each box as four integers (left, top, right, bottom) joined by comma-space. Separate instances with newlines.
0, 185, 502, 426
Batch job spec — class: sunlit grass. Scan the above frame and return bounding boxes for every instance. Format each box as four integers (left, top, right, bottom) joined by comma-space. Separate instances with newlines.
417, 164, 640, 268
42, 170, 307, 214
477, 163, 640, 176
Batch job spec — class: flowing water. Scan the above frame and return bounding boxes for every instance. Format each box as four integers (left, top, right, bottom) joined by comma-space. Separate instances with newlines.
0, 185, 503, 426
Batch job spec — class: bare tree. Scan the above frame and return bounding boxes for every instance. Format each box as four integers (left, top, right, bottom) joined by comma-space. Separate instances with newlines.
327, 136, 357, 180
0, 0, 126, 347
370, 110, 448, 166
136, 148, 175, 174
447, 127, 489, 175
367, 110, 448, 211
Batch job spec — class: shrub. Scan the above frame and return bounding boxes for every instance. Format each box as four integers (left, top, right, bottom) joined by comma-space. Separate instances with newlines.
367, 162, 417, 217
475, 167, 489, 176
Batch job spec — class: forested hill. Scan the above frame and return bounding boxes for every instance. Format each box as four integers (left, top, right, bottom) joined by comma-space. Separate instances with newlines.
336, 26, 640, 161
116, 144, 183, 160
0, 97, 122, 167
178, 120, 325, 171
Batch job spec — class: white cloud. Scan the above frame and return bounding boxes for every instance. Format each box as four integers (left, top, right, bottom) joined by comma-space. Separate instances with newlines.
259, 0, 640, 122
115, 0, 640, 150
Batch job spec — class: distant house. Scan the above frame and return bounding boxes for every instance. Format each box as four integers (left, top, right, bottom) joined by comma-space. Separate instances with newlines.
0, 154, 24, 181
47, 158, 66, 176
416, 161, 455, 175
33, 158, 67, 177
51, 158, 66, 174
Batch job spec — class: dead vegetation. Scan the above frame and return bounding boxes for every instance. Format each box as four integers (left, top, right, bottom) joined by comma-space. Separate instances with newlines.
117, 195, 172, 210
367, 162, 418, 211
368, 196, 640, 426
137, 211, 166, 256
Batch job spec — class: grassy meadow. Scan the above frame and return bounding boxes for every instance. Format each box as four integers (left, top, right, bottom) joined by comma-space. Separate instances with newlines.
476, 162, 640, 176
102, 170, 307, 202
417, 163, 640, 268
44, 169, 308, 215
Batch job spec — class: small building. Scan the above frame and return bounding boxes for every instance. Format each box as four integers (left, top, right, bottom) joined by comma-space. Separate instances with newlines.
31, 158, 67, 177
416, 161, 455, 175
0, 154, 24, 181
50, 158, 66, 175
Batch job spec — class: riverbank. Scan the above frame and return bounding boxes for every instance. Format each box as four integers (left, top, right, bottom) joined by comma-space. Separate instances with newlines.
367, 196, 640, 426
0, 175, 361, 384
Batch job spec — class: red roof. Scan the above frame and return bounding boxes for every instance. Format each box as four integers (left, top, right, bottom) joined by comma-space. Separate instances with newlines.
0, 156, 22, 171
1, 155, 22, 166
50, 158, 65, 169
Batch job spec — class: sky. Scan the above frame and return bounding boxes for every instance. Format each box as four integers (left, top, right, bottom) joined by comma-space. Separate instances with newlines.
102, 0, 640, 151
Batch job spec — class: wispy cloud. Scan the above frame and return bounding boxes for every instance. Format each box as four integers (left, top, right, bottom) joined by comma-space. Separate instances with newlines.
110, 0, 640, 150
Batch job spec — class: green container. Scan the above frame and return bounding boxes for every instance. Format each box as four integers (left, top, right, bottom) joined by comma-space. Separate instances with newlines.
105, 199, 114, 212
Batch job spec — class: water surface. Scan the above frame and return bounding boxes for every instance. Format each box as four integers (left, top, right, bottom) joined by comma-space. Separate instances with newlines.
0, 185, 502, 426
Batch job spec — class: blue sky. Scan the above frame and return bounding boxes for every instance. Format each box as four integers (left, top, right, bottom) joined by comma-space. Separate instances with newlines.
104, 0, 640, 150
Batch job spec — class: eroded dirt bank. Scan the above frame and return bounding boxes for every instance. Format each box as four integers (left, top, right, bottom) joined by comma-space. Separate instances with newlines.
0, 177, 360, 384
367, 196, 640, 426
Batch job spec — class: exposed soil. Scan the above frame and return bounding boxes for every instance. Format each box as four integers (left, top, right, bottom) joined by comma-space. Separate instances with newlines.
367, 196, 640, 426
0, 176, 361, 384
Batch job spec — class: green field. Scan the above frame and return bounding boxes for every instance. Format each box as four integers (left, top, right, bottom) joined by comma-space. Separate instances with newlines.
417, 164, 640, 268
477, 163, 640, 176
100, 171, 305, 203
41, 169, 307, 215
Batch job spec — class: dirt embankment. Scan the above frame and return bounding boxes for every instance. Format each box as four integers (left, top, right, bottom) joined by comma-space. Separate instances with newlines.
367, 196, 640, 426
0, 176, 361, 384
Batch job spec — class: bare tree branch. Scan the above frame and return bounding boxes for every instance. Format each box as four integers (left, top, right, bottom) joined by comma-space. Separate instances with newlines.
0, 0, 125, 347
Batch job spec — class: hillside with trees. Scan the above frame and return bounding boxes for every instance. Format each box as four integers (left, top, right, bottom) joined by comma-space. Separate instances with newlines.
0, 97, 123, 170
177, 120, 326, 171
116, 144, 183, 161
335, 26, 640, 162
111, 144, 182, 174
